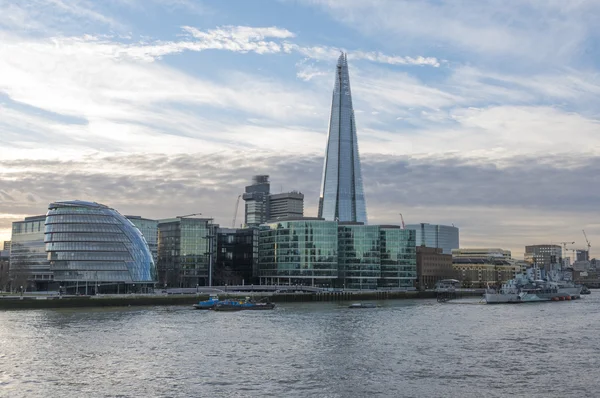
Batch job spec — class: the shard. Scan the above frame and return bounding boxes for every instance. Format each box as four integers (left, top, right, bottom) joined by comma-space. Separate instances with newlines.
318, 53, 368, 223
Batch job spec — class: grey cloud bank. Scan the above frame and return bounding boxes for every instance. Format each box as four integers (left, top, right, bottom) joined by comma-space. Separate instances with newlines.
1, 151, 599, 257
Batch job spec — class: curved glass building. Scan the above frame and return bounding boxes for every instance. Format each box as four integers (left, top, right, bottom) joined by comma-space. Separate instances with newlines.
44, 200, 156, 293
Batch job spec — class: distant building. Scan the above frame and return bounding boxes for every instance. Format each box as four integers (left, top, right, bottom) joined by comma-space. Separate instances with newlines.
258, 219, 416, 289
453, 258, 520, 288
242, 175, 305, 227
524, 245, 562, 270
2, 241, 11, 252
268, 191, 304, 221
416, 247, 454, 290
243, 175, 271, 227
576, 249, 589, 262
45, 201, 156, 294
215, 228, 257, 286
452, 248, 512, 260
126, 216, 158, 264
10, 215, 52, 291
157, 217, 216, 288
0, 250, 9, 291
405, 223, 459, 255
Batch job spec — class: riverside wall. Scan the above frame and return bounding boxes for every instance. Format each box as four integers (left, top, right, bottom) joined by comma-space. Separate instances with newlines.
0, 290, 483, 310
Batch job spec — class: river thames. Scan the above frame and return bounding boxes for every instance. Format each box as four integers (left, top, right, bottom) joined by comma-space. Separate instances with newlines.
1, 295, 599, 397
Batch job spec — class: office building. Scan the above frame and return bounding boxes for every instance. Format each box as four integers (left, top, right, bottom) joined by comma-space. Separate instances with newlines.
318, 53, 368, 224
242, 175, 305, 226
126, 216, 158, 264
452, 248, 511, 260
0, 249, 9, 291
157, 217, 216, 288
524, 244, 562, 269
45, 200, 156, 294
452, 259, 520, 288
575, 249, 589, 262
215, 228, 258, 286
243, 175, 271, 227
258, 219, 416, 289
10, 215, 52, 291
406, 223, 459, 255
2, 241, 11, 252
268, 191, 304, 221
416, 246, 454, 290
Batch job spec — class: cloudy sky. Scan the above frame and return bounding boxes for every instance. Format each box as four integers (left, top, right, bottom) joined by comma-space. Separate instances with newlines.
1, 0, 599, 259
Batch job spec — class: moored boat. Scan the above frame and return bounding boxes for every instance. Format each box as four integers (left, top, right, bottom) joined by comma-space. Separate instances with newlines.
213, 297, 275, 311
485, 273, 582, 304
581, 286, 591, 295
192, 294, 220, 310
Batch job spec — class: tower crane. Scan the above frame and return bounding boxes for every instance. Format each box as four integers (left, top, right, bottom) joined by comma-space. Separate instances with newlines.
232, 194, 242, 228
583, 230, 591, 255
399, 213, 405, 229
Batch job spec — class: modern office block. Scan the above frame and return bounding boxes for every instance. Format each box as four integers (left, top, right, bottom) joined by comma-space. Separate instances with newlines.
0, 249, 10, 291
268, 191, 304, 221
524, 244, 562, 268
405, 223, 459, 255
45, 200, 156, 294
258, 219, 416, 289
9, 215, 52, 291
157, 217, 216, 288
215, 227, 257, 286
318, 53, 367, 223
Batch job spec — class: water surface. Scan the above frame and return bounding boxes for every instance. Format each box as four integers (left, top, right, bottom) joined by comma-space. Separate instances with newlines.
1, 296, 599, 397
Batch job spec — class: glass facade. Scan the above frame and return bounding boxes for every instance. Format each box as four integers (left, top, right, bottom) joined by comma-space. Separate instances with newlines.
258, 220, 339, 287
215, 228, 257, 285
44, 201, 156, 293
258, 220, 416, 289
157, 217, 216, 288
9, 215, 52, 291
126, 216, 158, 264
338, 225, 380, 289
318, 53, 368, 224
405, 223, 459, 255
379, 227, 417, 288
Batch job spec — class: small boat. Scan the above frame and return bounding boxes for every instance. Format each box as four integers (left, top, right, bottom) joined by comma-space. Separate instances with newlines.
348, 303, 377, 309
581, 286, 591, 295
213, 297, 275, 311
192, 294, 220, 310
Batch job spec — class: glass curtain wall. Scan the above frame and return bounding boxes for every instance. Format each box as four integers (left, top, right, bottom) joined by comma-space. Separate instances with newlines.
258, 220, 338, 287
45, 201, 156, 294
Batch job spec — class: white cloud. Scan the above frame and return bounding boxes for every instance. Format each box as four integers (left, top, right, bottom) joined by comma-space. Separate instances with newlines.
304, 0, 598, 66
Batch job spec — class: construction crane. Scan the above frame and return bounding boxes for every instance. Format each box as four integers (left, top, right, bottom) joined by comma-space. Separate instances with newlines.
177, 213, 202, 218
559, 241, 575, 257
232, 194, 242, 228
583, 230, 591, 255
399, 213, 405, 229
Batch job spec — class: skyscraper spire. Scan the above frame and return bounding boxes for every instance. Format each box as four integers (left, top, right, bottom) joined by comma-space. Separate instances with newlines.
318, 53, 368, 223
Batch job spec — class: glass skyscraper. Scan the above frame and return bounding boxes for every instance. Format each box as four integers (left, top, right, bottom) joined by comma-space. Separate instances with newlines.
318, 53, 368, 224
44, 200, 156, 293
